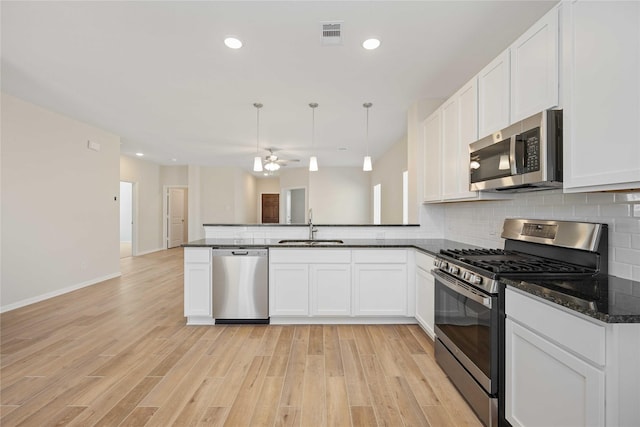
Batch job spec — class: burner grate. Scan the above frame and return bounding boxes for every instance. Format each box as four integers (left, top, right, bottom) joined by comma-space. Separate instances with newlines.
440, 248, 595, 275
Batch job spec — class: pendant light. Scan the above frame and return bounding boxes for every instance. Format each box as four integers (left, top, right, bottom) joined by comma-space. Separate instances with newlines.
309, 102, 319, 172
363, 102, 373, 171
252, 103, 263, 172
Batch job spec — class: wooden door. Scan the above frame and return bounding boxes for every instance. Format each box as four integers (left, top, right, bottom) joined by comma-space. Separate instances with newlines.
261, 193, 279, 223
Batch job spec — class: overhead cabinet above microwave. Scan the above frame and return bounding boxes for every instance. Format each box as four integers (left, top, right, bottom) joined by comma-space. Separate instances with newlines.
421, 4, 561, 203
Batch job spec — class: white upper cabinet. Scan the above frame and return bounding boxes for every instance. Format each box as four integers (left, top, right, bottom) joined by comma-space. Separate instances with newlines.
455, 79, 479, 199
442, 79, 480, 200
562, 0, 640, 192
441, 97, 460, 199
478, 50, 511, 138
510, 6, 559, 122
422, 110, 442, 202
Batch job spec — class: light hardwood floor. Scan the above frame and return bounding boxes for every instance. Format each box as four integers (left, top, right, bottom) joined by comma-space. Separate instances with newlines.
1, 248, 482, 426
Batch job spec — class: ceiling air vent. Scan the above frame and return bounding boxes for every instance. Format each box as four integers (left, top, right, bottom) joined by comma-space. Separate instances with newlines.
321, 21, 343, 46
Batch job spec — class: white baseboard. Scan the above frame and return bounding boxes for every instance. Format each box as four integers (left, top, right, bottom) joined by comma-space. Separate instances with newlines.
0, 272, 121, 313
135, 247, 164, 256
269, 316, 418, 325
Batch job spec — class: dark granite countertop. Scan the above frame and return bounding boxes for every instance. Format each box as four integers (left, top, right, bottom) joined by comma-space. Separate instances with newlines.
203, 224, 420, 227
183, 238, 478, 257
503, 276, 640, 324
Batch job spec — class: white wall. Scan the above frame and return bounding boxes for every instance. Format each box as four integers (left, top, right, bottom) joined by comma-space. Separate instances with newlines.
119, 181, 133, 241
435, 190, 640, 281
309, 167, 370, 224
372, 137, 408, 224
197, 166, 257, 225
120, 155, 163, 255
1, 93, 121, 311
160, 165, 188, 186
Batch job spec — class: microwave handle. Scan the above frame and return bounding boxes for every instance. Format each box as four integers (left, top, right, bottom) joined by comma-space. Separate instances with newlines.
509, 135, 518, 175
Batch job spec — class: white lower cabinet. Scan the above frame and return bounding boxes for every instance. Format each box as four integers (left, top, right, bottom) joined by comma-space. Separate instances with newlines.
184, 247, 213, 324
269, 263, 309, 316
506, 318, 605, 426
415, 252, 435, 338
269, 248, 410, 321
353, 249, 408, 316
310, 264, 351, 316
505, 288, 605, 426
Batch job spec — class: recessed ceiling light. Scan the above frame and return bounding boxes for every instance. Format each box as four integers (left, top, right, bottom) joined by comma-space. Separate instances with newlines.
224, 37, 243, 49
362, 38, 381, 50
135, 152, 144, 157
171, 158, 177, 162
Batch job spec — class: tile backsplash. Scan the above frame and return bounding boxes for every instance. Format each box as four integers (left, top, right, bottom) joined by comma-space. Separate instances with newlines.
430, 190, 640, 281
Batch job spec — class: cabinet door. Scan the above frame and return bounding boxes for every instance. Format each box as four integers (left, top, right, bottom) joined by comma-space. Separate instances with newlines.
478, 50, 510, 138
422, 110, 442, 202
310, 264, 351, 316
563, 1, 640, 191
505, 318, 605, 427
184, 263, 211, 316
441, 97, 459, 199
269, 264, 309, 316
353, 264, 407, 316
415, 266, 435, 338
455, 78, 479, 199
510, 6, 559, 122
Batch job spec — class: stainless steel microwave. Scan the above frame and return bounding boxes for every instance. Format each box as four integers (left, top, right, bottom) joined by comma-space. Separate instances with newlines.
469, 110, 562, 192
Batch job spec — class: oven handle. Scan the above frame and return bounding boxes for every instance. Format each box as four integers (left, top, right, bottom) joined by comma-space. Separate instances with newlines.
432, 269, 493, 309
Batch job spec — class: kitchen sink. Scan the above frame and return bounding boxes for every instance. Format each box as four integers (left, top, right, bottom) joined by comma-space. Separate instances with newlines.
277, 239, 344, 245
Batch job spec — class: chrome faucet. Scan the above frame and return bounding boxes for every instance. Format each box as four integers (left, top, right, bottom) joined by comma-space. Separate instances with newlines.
308, 208, 318, 240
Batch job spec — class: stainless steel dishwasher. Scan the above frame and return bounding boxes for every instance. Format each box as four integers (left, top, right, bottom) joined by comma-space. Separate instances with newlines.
211, 248, 269, 323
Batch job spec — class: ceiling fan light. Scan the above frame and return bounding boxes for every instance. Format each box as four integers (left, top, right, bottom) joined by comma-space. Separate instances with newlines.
363, 156, 373, 172
253, 156, 263, 172
264, 161, 280, 172
309, 156, 318, 172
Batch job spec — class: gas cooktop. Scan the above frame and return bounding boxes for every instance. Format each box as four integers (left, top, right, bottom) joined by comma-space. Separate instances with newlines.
439, 248, 595, 276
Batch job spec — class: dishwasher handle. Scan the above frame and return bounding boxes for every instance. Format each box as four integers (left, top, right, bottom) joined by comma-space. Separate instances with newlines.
212, 248, 268, 257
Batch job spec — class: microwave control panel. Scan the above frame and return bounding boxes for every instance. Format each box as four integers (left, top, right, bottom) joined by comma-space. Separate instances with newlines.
522, 127, 540, 173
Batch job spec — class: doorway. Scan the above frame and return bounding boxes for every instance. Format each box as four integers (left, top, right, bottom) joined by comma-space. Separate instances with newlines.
261, 193, 279, 223
119, 181, 133, 258
165, 186, 189, 249
286, 188, 306, 224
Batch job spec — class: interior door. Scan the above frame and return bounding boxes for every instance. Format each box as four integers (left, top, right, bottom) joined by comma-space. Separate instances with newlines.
168, 188, 185, 248
261, 193, 279, 223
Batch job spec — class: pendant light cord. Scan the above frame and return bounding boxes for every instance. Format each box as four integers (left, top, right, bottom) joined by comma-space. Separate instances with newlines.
364, 102, 372, 156
254, 102, 263, 154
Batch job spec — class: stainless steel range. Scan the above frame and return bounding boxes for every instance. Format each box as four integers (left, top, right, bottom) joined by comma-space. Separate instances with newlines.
432, 219, 608, 427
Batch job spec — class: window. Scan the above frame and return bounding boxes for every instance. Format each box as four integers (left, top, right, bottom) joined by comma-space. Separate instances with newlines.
373, 183, 381, 225
402, 170, 408, 224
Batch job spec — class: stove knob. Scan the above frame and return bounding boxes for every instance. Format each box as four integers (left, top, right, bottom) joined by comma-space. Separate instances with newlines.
433, 259, 439, 267
441, 262, 448, 270
472, 275, 483, 285
462, 271, 471, 281
448, 266, 460, 275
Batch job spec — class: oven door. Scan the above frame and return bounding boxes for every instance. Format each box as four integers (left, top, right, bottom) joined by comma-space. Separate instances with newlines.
433, 269, 498, 395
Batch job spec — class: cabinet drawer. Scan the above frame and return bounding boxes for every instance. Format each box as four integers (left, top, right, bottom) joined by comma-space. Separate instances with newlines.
184, 247, 211, 263
415, 251, 435, 271
269, 248, 351, 264
506, 288, 605, 366
353, 249, 407, 264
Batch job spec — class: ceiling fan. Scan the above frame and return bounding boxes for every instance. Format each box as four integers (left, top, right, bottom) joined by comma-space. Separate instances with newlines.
262, 148, 299, 172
